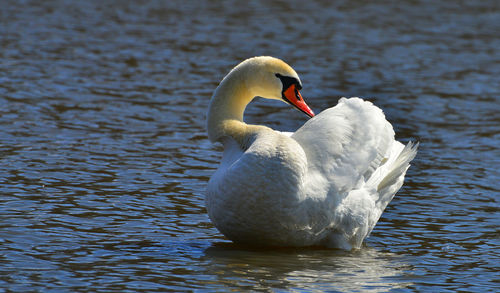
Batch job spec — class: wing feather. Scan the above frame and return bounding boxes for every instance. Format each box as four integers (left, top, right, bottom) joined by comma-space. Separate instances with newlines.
292, 97, 395, 193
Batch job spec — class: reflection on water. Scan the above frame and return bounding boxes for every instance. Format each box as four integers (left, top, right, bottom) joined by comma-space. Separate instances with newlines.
204, 244, 411, 292
1, 0, 499, 292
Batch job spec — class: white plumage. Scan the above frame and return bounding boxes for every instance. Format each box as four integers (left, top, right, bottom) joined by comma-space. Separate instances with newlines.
206, 57, 417, 249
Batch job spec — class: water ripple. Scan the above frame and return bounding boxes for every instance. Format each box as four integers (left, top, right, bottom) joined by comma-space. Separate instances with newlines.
1, 0, 499, 292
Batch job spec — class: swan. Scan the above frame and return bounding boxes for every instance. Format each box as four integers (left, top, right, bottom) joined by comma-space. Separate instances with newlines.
206, 56, 417, 249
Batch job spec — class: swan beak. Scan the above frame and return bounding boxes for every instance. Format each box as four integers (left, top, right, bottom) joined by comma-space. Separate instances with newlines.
283, 85, 315, 118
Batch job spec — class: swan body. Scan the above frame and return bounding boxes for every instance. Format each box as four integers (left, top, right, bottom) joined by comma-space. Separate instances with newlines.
206, 56, 417, 249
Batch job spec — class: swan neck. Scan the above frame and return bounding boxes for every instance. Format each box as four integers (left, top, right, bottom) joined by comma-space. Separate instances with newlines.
207, 72, 255, 142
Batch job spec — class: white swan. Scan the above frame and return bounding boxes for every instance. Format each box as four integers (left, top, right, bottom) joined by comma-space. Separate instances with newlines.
206, 56, 417, 250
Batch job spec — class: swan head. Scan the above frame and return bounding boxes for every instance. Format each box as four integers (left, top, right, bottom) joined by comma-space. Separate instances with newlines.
207, 57, 315, 142
237, 56, 315, 118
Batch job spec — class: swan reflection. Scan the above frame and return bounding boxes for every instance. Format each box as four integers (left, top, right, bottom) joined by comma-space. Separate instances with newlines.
203, 243, 412, 292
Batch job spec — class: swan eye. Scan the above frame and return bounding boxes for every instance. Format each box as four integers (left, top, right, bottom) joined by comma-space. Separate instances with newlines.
294, 88, 301, 101
275, 73, 302, 91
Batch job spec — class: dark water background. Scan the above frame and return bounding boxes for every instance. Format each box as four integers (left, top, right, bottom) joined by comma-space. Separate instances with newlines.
1, 0, 499, 291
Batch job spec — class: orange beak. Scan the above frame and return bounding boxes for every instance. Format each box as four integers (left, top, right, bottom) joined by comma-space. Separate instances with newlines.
283, 84, 315, 117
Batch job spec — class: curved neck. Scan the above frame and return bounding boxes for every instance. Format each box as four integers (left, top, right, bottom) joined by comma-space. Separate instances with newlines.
207, 71, 256, 143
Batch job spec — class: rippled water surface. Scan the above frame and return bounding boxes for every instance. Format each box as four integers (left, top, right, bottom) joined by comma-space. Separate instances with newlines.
1, 0, 499, 292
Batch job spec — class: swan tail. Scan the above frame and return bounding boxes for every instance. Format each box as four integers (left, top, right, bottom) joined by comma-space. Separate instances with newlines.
377, 141, 418, 191
372, 141, 418, 210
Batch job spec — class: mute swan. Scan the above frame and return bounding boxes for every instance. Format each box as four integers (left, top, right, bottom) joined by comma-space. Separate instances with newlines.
206, 56, 417, 249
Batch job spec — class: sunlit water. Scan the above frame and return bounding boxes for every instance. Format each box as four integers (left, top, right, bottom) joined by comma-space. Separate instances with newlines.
1, 0, 499, 292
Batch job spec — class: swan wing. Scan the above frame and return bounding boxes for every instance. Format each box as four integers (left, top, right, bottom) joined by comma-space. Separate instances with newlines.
292, 97, 396, 194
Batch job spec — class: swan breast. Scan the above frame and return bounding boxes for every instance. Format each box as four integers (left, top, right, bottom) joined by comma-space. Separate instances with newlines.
206, 129, 310, 245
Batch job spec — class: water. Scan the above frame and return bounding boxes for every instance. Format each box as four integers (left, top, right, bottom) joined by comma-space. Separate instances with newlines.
1, 0, 499, 291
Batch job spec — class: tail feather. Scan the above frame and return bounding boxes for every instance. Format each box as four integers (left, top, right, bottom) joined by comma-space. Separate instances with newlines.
377, 141, 418, 192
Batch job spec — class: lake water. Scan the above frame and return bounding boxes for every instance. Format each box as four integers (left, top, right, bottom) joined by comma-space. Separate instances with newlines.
1, 0, 499, 292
